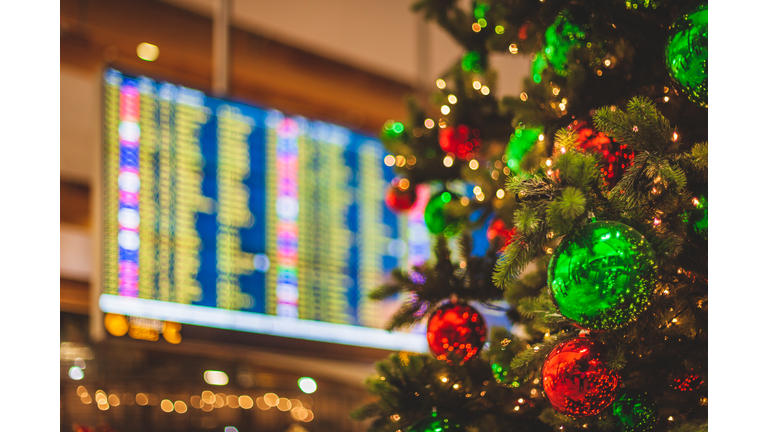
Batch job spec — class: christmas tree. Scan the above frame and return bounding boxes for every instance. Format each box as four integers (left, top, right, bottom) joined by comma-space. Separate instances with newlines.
352, 1, 707, 431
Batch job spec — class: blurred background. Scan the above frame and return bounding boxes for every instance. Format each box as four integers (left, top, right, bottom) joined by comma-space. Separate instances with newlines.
60, 1, 528, 431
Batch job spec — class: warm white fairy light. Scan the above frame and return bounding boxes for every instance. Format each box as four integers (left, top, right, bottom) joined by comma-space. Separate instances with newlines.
441, 105, 451, 115
481, 86, 490, 95
473, 81, 482, 90
469, 159, 479, 170
448, 94, 457, 104
436, 79, 446, 89
443, 155, 454, 167
424, 118, 435, 129
496, 189, 505, 199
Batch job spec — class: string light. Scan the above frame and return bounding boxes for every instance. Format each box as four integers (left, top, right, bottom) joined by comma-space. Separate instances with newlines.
664, 96, 670, 102
481, 86, 490, 95
496, 189, 505, 199
509, 44, 518, 54
672, 132, 679, 141
476, 193, 485, 202
473, 81, 482, 90
520, 92, 528, 101
384, 155, 395, 166
552, 87, 560, 96
441, 105, 451, 115
424, 118, 435, 129
448, 94, 457, 104
436, 79, 446, 89
472, 23, 482, 32
597, 70, 603, 76
473, 186, 482, 195
469, 159, 479, 170
545, 159, 553, 166
443, 155, 454, 167
460, 197, 469, 206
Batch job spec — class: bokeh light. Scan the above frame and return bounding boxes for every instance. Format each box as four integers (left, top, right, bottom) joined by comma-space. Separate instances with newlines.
239, 395, 254, 409
204, 370, 228, 385
298, 377, 317, 394
136, 43, 159, 61
69, 366, 84, 380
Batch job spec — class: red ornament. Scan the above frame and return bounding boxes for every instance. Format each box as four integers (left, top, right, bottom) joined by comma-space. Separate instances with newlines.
541, 337, 621, 417
571, 120, 634, 188
427, 303, 487, 365
385, 185, 417, 212
439, 125, 481, 160
487, 217, 517, 252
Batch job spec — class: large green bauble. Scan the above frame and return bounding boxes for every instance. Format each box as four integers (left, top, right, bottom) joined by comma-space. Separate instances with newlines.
424, 191, 464, 236
611, 390, 658, 432
665, 1, 708, 107
548, 221, 657, 331
408, 417, 465, 432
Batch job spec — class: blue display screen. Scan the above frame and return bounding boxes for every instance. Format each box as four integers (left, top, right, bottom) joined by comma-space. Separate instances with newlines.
100, 68, 509, 351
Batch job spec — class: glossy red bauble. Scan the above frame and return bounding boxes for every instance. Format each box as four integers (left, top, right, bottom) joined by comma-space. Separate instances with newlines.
439, 125, 481, 160
426, 303, 487, 365
486, 217, 517, 252
541, 337, 621, 417
385, 185, 417, 212
571, 120, 634, 189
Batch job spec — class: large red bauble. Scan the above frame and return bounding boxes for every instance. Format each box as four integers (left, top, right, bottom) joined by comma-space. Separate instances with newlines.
439, 125, 481, 160
486, 217, 517, 252
571, 120, 634, 189
426, 303, 487, 365
541, 337, 621, 417
385, 185, 417, 212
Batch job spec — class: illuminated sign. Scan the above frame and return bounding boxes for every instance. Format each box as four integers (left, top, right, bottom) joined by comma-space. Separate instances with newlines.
100, 69, 427, 351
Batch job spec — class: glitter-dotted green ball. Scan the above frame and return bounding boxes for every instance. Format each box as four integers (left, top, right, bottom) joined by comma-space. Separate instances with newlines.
665, 1, 708, 107
424, 191, 464, 237
611, 390, 658, 432
408, 416, 466, 432
547, 221, 657, 331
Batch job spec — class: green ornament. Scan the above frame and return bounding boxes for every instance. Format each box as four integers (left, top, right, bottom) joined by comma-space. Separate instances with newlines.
408, 416, 465, 432
424, 191, 464, 236
665, 1, 708, 107
548, 221, 657, 331
532, 10, 589, 81
691, 195, 708, 240
506, 125, 542, 174
611, 390, 658, 432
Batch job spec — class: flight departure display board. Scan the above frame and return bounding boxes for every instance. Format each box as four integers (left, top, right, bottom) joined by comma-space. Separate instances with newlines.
99, 68, 430, 351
